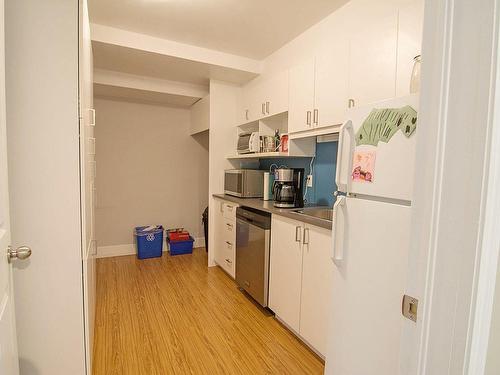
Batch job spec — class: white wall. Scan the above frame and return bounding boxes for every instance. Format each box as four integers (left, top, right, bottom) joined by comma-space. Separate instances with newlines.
95, 98, 209, 253
5, 0, 86, 374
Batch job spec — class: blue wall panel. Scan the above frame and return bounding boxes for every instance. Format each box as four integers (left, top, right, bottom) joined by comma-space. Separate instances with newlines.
259, 141, 338, 206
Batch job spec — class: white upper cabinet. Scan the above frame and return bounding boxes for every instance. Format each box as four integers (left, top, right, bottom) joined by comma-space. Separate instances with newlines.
288, 58, 315, 134
247, 79, 264, 122
190, 95, 210, 135
262, 70, 289, 117
396, 0, 424, 97
314, 36, 350, 129
237, 1, 422, 134
288, 38, 350, 134
347, 9, 399, 108
238, 71, 289, 125
237, 80, 258, 123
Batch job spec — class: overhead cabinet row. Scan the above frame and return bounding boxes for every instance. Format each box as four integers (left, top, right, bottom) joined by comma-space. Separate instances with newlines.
237, 4, 422, 134
237, 70, 289, 124
288, 9, 400, 134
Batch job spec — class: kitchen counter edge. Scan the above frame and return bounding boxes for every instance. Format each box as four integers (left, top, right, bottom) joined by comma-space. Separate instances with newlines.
213, 194, 333, 231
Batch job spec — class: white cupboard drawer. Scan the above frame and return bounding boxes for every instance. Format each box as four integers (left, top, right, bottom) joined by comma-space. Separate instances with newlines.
221, 240, 235, 277
223, 202, 237, 220
223, 219, 236, 241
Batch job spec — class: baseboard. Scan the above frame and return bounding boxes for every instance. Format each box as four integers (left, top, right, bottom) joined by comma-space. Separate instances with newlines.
193, 236, 206, 249
97, 237, 206, 259
97, 244, 135, 258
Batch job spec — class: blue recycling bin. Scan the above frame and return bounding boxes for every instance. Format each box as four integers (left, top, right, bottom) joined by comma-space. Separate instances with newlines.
135, 225, 164, 259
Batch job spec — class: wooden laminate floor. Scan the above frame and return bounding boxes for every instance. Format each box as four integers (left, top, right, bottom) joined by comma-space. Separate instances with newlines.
93, 248, 324, 375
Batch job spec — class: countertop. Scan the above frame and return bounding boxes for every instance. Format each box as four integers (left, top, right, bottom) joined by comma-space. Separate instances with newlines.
213, 194, 333, 230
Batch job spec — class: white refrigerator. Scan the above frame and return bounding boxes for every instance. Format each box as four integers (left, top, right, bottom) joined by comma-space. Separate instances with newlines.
325, 95, 419, 374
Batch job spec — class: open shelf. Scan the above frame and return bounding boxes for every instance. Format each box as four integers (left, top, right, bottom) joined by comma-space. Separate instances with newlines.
226, 151, 313, 160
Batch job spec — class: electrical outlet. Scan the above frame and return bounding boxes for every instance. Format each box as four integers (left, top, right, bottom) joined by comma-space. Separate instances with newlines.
306, 174, 313, 187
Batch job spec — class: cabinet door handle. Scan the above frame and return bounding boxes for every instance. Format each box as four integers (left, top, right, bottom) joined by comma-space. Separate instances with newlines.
225, 258, 232, 264
226, 241, 232, 249
303, 227, 310, 245
227, 205, 233, 211
226, 223, 233, 230
306, 111, 312, 126
262, 103, 266, 115
266, 101, 270, 114
245, 109, 249, 120
89, 108, 96, 126
313, 109, 319, 126
348, 98, 355, 108
295, 226, 302, 242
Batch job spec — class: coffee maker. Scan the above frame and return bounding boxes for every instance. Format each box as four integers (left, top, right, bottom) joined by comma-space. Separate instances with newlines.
273, 168, 304, 208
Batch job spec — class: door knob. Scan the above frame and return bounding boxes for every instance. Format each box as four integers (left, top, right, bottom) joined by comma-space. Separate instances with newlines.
7, 246, 32, 263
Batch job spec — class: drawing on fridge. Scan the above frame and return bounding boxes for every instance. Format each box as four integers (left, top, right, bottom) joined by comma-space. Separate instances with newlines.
326, 95, 419, 374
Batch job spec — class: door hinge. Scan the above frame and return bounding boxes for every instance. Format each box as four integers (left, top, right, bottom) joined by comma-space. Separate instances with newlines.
402, 294, 418, 322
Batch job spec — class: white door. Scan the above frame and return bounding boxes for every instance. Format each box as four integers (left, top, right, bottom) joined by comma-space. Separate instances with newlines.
326, 197, 411, 374
0, 1, 20, 372
299, 223, 333, 356
79, 0, 96, 372
268, 215, 303, 332
288, 59, 315, 134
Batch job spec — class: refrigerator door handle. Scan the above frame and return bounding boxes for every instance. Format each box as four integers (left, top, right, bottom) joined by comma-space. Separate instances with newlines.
335, 120, 354, 193
332, 195, 346, 265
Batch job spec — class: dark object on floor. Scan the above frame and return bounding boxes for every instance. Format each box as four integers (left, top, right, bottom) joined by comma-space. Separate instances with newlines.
202, 206, 209, 252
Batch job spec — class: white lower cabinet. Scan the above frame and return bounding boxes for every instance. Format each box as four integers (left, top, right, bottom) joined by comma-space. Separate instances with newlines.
299, 223, 334, 356
269, 215, 333, 356
213, 198, 238, 278
269, 215, 304, 332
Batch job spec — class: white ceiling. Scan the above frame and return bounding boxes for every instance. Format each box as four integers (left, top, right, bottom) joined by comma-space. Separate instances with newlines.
94, 83, 200, 107
92, 41, 258, 85
88, 0, 348, 59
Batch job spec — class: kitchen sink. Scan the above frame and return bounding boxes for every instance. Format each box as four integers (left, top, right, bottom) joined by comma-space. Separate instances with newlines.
293, 207, 333, 222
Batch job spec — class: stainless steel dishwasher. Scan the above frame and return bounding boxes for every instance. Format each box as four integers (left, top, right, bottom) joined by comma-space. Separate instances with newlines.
235, 207, 271, 307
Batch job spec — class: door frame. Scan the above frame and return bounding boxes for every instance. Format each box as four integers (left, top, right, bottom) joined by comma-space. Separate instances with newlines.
466, 5, 500, 373
413, 0, 500, 373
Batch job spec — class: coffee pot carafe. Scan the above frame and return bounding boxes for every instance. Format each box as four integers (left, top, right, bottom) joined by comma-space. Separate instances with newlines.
272, 168, 304, 208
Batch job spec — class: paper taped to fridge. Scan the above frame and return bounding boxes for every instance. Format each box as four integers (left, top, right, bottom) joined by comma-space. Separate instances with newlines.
355, 106, 417, 147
